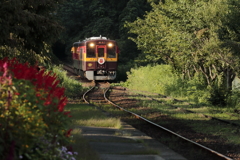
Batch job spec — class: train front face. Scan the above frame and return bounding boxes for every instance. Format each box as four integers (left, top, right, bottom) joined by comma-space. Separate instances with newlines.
85, 39, 119, 81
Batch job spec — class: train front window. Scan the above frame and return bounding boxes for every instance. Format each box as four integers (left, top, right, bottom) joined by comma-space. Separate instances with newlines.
87, 47, 96, 58
98, 48, 104, 57
107, 46, 116, 58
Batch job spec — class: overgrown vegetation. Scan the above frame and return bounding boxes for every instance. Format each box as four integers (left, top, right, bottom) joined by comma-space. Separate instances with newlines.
0, 58, 76, 159
126, 0, 240, 106
124, 64, 240, 110
46, 65, 85, 97
125, 65, 204, 102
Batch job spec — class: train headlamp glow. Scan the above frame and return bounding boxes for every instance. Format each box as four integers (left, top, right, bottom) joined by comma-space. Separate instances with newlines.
88, 63, 93, 67
89, 43, 95, 47
108, 43, 113, 47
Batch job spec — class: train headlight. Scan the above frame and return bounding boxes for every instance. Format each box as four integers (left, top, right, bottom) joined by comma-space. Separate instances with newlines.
89, 43, 95, 47
108, 43, 113, 47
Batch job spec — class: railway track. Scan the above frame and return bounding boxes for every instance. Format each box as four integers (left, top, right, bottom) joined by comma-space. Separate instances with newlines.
63, 63, 94, 85
62, 63, 76, 75
82, 83, 234, 160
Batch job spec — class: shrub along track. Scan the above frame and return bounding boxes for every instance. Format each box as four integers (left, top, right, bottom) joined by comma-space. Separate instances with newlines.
82, 83, 236, 160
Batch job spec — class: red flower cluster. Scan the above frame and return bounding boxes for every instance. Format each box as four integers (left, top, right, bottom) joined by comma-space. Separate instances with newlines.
0, 58, 68, 114
0, 58, 12, 85
1, 58, 74, 159
65, 129, 73, 137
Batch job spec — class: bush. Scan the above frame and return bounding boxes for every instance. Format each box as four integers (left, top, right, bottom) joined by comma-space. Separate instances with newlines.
226, 90, 240, 109
184, 73, 210, 104
124, 64, 210, 104
47, 65, 84, 97
0, 58, 75, 160
208, 87, 227, 107
125, 65, 183, 95
116, 62, 133, 82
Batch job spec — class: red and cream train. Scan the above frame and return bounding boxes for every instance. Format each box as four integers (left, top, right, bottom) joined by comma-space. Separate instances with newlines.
71, 36, 119, 80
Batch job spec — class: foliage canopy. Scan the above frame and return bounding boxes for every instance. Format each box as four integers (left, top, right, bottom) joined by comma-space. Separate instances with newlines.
0, 0, 64, 64
127, 0, 240, 91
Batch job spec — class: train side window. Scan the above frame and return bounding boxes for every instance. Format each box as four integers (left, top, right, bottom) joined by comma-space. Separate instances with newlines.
98, 48, 104, 57
80, 48, 83, 59
107, 46, 116, 58
87, 47, 96, 58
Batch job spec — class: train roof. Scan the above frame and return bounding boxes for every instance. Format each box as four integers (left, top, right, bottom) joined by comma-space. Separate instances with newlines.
73, 36, 116, 47
73, 42, 82, 47
85, 36, 108, 40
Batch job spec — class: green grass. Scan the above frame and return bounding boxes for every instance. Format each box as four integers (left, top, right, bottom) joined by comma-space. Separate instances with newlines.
66, 104, 121, 128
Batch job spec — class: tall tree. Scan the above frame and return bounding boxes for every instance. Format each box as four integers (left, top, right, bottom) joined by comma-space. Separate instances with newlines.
127, 0, 240, 91
0, 0, 64, 63
118, 0, 152, 62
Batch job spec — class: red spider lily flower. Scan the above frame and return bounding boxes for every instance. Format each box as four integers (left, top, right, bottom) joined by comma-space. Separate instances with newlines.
63, 111, 70, 115
65, 129, 73, 137
3, 62, 8, 77
57, 97, 67, 112
44, 101, 51, 106
64, 111, 72, 117
0, 61, 12, 85
36, 93, 41, 97
0, 57, 70, 117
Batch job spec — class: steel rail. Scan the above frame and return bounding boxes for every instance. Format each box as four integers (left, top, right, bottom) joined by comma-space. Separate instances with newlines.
82, 82, 96, 104
104, 87, 233, 160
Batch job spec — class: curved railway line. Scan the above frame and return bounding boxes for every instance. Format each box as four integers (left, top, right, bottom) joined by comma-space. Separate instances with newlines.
82, 82, 234, 160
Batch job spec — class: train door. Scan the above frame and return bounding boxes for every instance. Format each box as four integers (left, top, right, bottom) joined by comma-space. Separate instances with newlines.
97, 45, 106, 57
79, 48, 83, 70
96, 45, 106, 65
